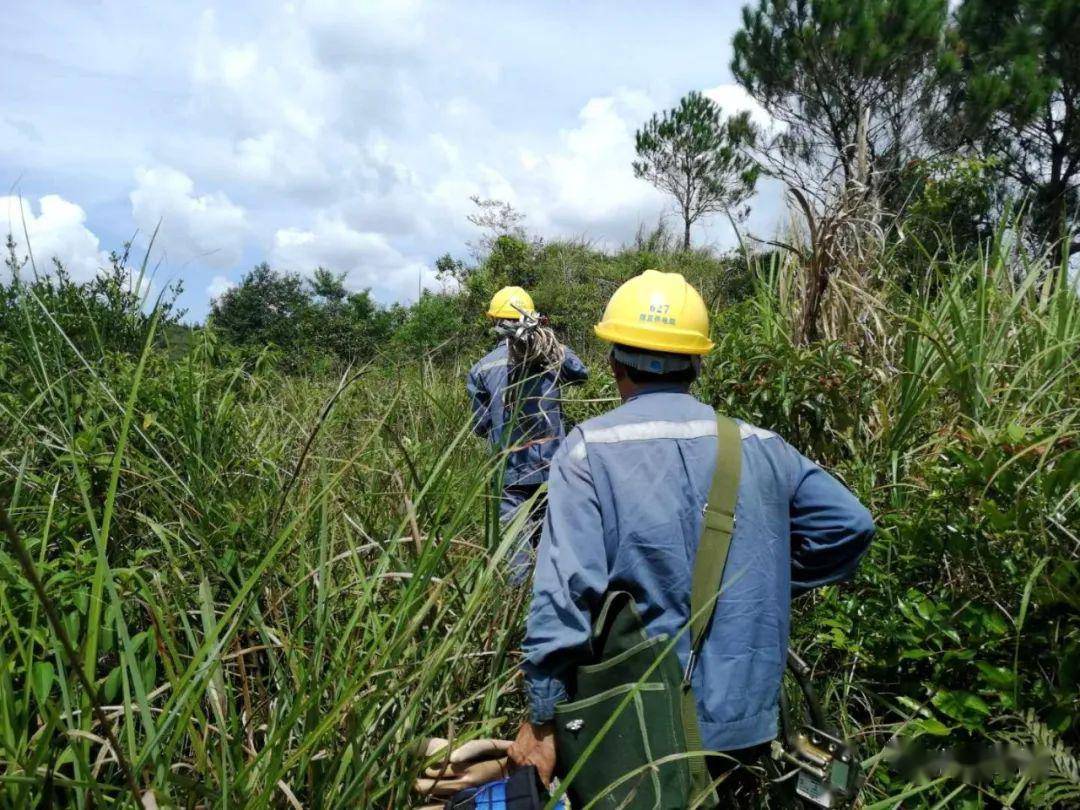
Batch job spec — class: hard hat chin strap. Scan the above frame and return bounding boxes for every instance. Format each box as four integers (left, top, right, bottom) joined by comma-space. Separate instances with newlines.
610, 344, 700, 375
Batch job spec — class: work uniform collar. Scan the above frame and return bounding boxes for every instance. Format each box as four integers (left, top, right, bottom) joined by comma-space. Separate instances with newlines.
626, 382, 692, 402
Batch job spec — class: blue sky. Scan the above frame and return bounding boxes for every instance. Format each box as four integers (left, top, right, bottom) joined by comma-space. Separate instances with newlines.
2, 1, 783, 322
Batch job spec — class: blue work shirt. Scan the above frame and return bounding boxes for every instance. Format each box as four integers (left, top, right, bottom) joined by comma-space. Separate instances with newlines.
522, 385, 874, 751
466, 341, 589, 486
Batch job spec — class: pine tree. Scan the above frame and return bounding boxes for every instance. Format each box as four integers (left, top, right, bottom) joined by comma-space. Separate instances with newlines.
633, 91, 759, 250
942, 0, 1080, 263
732, 0, 948, 196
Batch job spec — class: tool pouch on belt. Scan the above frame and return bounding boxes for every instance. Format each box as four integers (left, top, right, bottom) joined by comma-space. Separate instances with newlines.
553, 415, 741, 809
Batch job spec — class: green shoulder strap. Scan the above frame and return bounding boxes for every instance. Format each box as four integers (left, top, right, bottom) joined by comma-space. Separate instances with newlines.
690, 416, 741, 652
681, 414, 742, 802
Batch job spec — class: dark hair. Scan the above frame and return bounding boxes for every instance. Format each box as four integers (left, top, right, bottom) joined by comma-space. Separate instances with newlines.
610, 346, 699, 385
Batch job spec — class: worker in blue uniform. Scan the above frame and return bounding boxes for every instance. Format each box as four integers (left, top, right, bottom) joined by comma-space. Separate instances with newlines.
467, 286, 588, 577
507, 270, 874, 800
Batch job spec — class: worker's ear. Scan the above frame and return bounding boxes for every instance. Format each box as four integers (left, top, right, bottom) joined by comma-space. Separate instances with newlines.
608, 353, 625, 381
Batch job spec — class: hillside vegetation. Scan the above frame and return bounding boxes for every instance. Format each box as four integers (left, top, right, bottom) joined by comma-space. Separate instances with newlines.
2, 0, 1079, 804
1, 213, 1078, 808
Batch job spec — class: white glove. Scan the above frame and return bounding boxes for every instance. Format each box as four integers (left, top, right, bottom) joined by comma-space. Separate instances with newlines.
413, 737, 514, 800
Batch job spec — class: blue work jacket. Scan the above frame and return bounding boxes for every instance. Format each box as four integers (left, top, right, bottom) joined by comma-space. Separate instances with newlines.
466, 341, 589, 486
522, 385, 874, 751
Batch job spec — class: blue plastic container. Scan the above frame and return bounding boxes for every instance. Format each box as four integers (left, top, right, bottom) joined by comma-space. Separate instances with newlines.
444, 768, 566, 809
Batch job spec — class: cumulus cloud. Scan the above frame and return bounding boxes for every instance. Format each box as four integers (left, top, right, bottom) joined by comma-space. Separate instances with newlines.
188, 8, 372, 201
130, 166, 247, 268
270, 215, 436, 302
192, 10, 334, 138
206, 274, 236, 301
3, 2, 788, 317
1, 194, 107, 280
175, 8, 773, 286
520, 89, 664, 239
704, 83, 779, 133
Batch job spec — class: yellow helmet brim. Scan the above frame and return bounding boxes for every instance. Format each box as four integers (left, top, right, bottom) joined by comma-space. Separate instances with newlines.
594, 321, 714, 355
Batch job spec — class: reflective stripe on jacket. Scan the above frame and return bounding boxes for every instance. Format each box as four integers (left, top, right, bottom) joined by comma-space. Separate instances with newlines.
521, 385, 874, 751
466, 341, 589, 486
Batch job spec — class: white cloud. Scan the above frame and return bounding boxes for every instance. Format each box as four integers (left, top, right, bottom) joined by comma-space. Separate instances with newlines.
522, 89, 664, 239
206, 274, 236, 301
191, 9, 335, 138
270, 215, 435, 302
703, 83, 778, 133
130, 166, 247, 268
508, 86, 781, 246
1, 194, 107, 280
185, 7, 415, 204
153, 9, 769, 286
2, 2, 787, 317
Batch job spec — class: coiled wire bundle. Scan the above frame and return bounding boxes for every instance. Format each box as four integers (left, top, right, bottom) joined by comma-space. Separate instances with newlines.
494, 306, 566, 422
494, 306, 565, 375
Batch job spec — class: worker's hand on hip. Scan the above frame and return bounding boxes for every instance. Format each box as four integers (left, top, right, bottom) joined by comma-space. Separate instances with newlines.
508, 721, 556, 786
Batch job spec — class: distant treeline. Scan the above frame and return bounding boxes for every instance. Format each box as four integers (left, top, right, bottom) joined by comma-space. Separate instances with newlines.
207, 225, 757, 370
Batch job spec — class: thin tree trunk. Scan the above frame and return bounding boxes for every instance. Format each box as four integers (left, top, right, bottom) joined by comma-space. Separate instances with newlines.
683, 164, 693, 250
800, 261, 829, 345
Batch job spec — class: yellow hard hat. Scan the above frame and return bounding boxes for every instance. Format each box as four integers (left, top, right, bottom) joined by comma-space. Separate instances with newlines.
594, 269, 713, 355
486, 286, 535, 320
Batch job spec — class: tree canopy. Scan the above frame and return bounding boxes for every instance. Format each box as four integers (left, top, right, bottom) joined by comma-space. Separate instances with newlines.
633, 91, 759, 249
732, 0, 949, 196
210, 263, 399, 367
941, 0, 1080, 260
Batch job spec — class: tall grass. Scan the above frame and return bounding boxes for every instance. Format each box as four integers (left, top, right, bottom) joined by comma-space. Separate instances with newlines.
1, 220, 1077, 807
700, 225, 1079, 807
0, 294, 535, 806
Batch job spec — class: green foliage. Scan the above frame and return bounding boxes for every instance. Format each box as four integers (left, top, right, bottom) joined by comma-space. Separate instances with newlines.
434, 251, 469, 285
391, 289, 475, 358
309, 266, 348, 302
485, 234, 539, 288
700, 298, 876, 464
2, 223, 1076, 807
732, 0, 949, 190
0, 300, 523, 806
441, 232, 757, 359
893, 156, 998, 265
465, 196, 530, 258
307, 269, 403, 364
697, 234, 1079, 807
2, 234, 185, 361
1001, 711, 1080, 807
941, 0, 1080, 260
209, 262, 400, 369
633, 90, 759, 248
6, 3, 1079, 803
209, 262, 310, 350
199, 231, 754, 374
